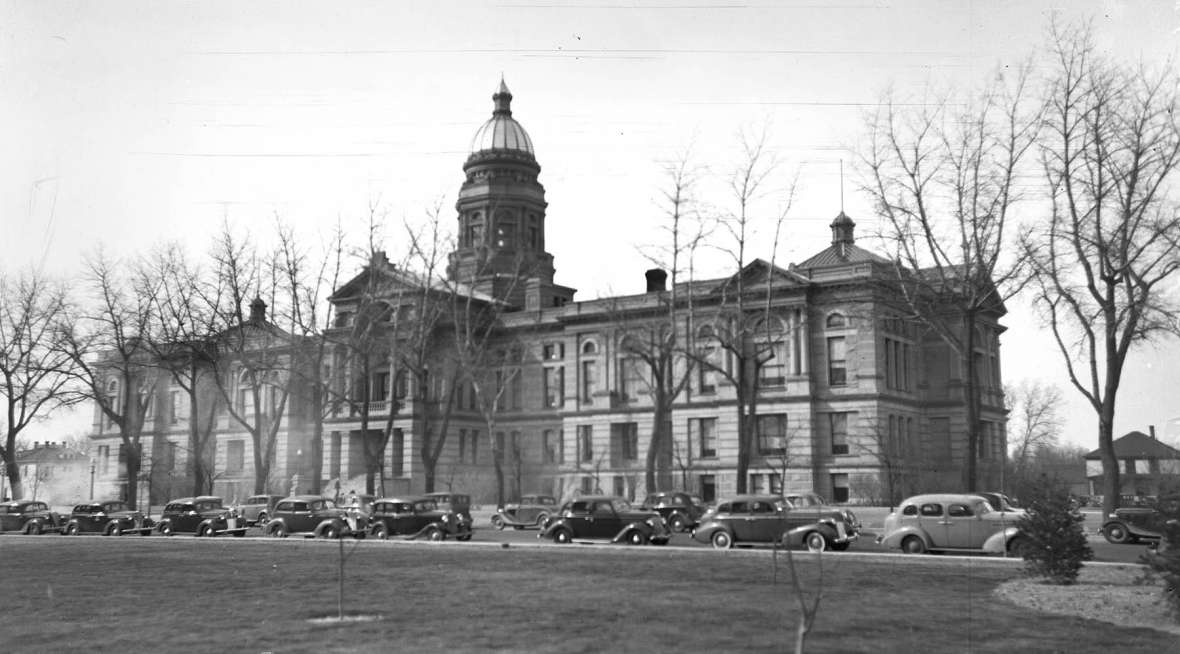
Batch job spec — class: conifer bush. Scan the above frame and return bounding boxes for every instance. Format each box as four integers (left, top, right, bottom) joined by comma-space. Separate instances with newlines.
1139, 495, 1180, 621
1014, 477, 1092, 585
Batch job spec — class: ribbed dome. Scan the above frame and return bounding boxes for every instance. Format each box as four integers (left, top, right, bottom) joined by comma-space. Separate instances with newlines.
469, 79, 535, 156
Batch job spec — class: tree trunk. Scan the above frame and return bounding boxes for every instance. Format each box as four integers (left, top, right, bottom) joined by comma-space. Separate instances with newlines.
1098, 400, 1121, 518
189, 391, 206, 497
4, 457, 22, 500
125, 446, 141, 510
962, 315, 980, 491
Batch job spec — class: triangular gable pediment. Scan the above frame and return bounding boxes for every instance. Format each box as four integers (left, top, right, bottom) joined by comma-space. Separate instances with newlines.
704, 258, 811, 296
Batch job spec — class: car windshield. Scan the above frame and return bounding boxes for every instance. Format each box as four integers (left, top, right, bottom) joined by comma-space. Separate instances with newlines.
612, 499, 633, 512
786, 494, 824, 508
197, 500, 222, 511
414, 500, 438, 512
689, 495, 705, 507
246, 496, 268, 504
104, 502, 129, 512
315, 499, 337, 510
24, 503, 46, 512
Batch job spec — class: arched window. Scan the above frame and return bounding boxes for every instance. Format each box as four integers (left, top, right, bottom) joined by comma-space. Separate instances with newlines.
826, 313, 846, 329
697, 324, 715, 340
581, 340, 598, 355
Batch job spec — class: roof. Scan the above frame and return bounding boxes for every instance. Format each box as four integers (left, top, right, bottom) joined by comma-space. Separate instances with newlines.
469, 79, 535, 156
897, 494, 993, 505
796, 242, 890, 269
1083, 431, 1180, 460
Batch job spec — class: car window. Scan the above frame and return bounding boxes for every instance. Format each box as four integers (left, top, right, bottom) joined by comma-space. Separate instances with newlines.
612, 499, 633, 512
729, 501, 749, 514
671, 495, 686, 506
293, 502, 309, 511
717, 503, 732, 513
540, 496, 556, 505
773, 499, 789, 512
902, 504, 918, 516
415, 500, 437, 512
947, 503, 974, 518
570, 501, 590, 514
751, 501, 775, 514
592, 502, 614, 516
198, 500, 222, 511
29, 503, 46, 512
105, 502, 129, 512
919, 503, 943, 517
690, 495, 705, 508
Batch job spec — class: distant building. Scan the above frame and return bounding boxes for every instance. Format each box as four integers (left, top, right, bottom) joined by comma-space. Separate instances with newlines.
9, 441, 88, 505
1083, 427, 1180, 498
86, 81, 1008, 506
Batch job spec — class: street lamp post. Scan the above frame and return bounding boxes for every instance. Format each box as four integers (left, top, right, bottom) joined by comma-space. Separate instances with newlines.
89, 459, 96, 501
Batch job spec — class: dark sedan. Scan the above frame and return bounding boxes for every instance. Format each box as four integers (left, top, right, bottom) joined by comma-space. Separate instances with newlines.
639, 491, 707, 533
1102, 494, 1180, 544
369, 496, 472, 540
156, 496, 248, 537
265, 495, 367, 539
62, 500, 153, 536
692, 494, 860, 551
0, 500, 63, 535
539, 495, 669, 545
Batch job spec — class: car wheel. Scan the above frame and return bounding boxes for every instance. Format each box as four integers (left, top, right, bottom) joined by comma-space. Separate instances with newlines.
425, 526, 444, 541
268, 523, 287, 538
66, 523, 80, 536
901, 536, 927, 554
25, 522, 41, 535
491, 514, 505, 530
256, 512, 268, 526
669, 514, 687, 533
552, 527, 573, 544
1103, 523, 1131, 544
199, 524, 216, 537
372, 524, 389, 540
805, 531, 827, 552
159, 523, 173, 537
320, 524, 340, 539
711, 530, 733, 550
625, 530, 648, 545
106, 523, 122, 537
1007, 536, 1033, 557
535, 512, 550, 527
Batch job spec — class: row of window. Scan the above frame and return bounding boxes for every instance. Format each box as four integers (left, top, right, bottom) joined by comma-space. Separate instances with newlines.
460, 210, 543, 251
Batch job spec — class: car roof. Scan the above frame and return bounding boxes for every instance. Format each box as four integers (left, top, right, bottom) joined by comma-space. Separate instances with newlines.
284, 495, 331, 502
717, 494, 788, 503
569, 495, 628, 502
899, 494, 991, 504
373, 496, 430, 504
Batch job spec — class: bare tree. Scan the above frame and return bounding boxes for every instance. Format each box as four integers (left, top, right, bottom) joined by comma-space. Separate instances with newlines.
862, 62, 1042, 490
1022, 22, 1180, 517
1005, 379, 1064, 474
60, 250, 164, 509
0, 268, 83, 499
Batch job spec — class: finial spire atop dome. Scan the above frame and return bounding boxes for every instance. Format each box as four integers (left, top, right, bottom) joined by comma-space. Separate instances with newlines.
493, 77, 513, 116
831, 211, 856, 247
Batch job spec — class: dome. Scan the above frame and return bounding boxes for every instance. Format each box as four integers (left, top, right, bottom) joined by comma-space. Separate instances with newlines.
469, 79, 535, 156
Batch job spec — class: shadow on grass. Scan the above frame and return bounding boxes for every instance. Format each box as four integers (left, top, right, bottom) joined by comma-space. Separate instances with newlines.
0, 538, 1172, 653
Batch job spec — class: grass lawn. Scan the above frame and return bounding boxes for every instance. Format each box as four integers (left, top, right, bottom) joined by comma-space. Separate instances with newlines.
0, 537, 1173, 653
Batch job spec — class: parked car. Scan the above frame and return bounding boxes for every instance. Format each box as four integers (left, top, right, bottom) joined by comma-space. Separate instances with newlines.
877, 493, 1026, 555
538, 495, 670, 545
0, 500, 64, 535
491, 494, 557, 530
639, 491, 707, 533
156, 496, 248, 537
1101, 494, 1180, 544
265, 495, 367, 539
62, 500, 154, 536
233, 494, 283, 526
423, 492, 471, 522
369, 496, 472, 540
691, 494, 860, 551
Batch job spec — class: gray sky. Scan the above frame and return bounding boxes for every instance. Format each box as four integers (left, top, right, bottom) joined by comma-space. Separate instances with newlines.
3, 0, 1179, 450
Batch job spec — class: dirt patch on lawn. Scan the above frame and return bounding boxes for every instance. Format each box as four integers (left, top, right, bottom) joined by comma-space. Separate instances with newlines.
995, 564, 1180, 635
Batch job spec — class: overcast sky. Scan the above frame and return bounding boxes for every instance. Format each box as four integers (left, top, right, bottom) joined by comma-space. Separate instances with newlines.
3, 0, 1179, 451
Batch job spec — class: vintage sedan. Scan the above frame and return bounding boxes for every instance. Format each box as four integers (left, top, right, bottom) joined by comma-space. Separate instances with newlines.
265, 495, 367, 539
0, 500, 64, 535
691, 494, 860, 551
369, 496, 472, 541
877, 493, 1026, 555
156, 496, 248, 537
423, 492, 472, 522
639, 491, 707, 533
1102, 494, 1180, 544
233, 494, 283, 526
538, 495, 670, 545
62, 500, 154, 536
491, 494, 557, 530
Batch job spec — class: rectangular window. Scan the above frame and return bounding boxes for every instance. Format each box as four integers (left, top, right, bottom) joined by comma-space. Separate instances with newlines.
543, 429, 560, 464
578, 425, 593, 463
828, 336, 847, 386
749, 473, 765, 494
98, 445, 110, 475
692, 417, 718, 458
929, 417, 951, 464
831, 473, 850, 503
227, 440, 245, 473
620, 357, 645, 399
760, 342, 786, 386
829, 413, 849, 455
458, 429, 467, 463
698, 347, 717, 394
509, 372, 522, 409
372, 372, 390, 402
391, 428, 404, 476
612, 422, 639, 461
169, 391, 181, 424
612, 475, 626, 497
162, 441, 177, 473
581, 476, 595, 494
543, 343, 565, 361
581, 360, 597, 403
757, 414, 787, 456
699, 474, 716, 503
543, 367, 564, 408
769, 472, 782, 495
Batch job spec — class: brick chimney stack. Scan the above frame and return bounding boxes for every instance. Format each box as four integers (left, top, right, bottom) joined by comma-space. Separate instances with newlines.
1150, 425, 1157, 439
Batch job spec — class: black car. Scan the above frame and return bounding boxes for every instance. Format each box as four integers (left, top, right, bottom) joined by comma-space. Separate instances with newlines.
639, 491, 707, 533
491, 494, 557, 530
62, 500, 154, 536
265, 495, 367, 539
693, 494, 860, 551
369, 496, 472, 541
157, 496, 248, 537
0, 500, 63, 535
423, 492, 472, 522
1102, 494, 1180, 544
539, 495, 670, 545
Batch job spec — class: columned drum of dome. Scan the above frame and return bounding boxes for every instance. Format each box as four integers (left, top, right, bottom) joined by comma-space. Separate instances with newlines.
449, 80, 559, 308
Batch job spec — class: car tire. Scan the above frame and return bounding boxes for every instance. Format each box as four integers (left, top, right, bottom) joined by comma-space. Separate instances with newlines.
256, 512, 268, 526
106, 523, 122, 537
491, 515, 505, 530
626, 530, 648, 546
320, 524, 340, 539
199, 524, 216, 537
425, 526, 444, 541
159, 523, 173, 537
552, 527, 573, 544
372, 524, 389, 540
805, 531, 827, 552
25, 522, 41, 535
711, 530, 733, 550
1007, 536, 1033, 557
66, 523, 80, 536
1103, 523, 1131, 544
535, 512, 550, 527
668, 514, 687, 533
268, 523, 287, 538
901, 536, 927, 554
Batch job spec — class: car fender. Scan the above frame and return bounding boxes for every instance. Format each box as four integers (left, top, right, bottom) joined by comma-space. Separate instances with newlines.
538, 517, 572, 540
690, 519, 727, 544
314, 518, 344, 537
408, 521, 449, 540
878, 525, 930, 549
609, 520, 653, 544
493, 509, 534, 528
265, 518, 289, 535
783, 522, 839, 547
197, 519, 219, 535
983, 527, 1018, 554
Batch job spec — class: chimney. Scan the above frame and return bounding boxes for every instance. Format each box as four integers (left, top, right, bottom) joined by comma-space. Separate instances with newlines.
1150, 425, 1157, 440
645, 268, 667, 293
249, 297, 267, 323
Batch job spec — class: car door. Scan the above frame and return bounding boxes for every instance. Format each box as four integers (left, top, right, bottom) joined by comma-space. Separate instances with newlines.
747, 500, 786, 542
942, 502, 979, 549
564, 500, 593, 536
286, 500, 315, 532
0, 505, 15, 531
591, 500, 623, 538
727, 501, 760, 541
917, 502, 947, 548
175, 503, 202, 532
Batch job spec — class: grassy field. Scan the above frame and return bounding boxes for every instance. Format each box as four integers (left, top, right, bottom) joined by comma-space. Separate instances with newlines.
0, 537, 1173, 653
